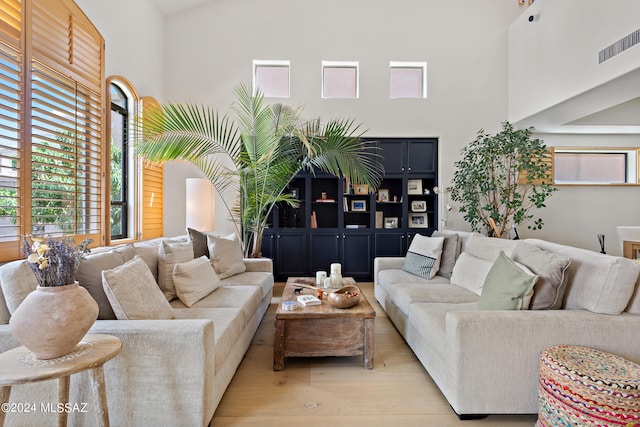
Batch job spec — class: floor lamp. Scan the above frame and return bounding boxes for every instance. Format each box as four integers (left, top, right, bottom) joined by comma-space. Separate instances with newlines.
186, 178, 215, 231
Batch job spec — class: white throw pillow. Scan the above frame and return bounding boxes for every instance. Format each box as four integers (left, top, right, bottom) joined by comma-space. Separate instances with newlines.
173, 256, 221, 307
158, 241, 194, 301
102, 256, 174, 320
207, 234, 246, 279
402, 234, 445, 279
450, 252, 494, 295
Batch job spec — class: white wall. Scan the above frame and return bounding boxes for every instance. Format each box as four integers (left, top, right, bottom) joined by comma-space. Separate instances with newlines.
518, 133, 640, 256
76, 0, 207, 238
163, 0, 523, 235
508, 0, 640, 123
75, 0, 166, 98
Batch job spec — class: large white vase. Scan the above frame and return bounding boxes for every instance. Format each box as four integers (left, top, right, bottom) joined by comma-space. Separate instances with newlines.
9, 282, 99, 360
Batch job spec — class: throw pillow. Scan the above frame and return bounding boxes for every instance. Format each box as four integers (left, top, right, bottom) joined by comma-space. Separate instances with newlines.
466, 235, 519, 261
402, 234, 445, 279
102, 256, 174, 320
188, 228, 210, 258
479, 251, 539, 310
0, 260, 39, 315
173, 256, 221, 307
158, 241, 194, 301
75, 244, 136, 320
207, 234, 246, 279
450, 252, 494, 295
432, 231, 461, 279
512, 241, 572, 310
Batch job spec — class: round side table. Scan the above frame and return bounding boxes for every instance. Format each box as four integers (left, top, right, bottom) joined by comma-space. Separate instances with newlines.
0, 334, 122, 427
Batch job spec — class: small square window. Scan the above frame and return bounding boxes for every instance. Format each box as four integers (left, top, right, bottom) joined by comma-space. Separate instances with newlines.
322, 61, 359, 98
390, 62, 427, 99
253, 61, 290, 98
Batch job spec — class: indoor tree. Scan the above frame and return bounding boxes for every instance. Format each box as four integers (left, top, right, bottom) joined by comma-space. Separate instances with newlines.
449, 121, 555, 238
136, 84, 383, 257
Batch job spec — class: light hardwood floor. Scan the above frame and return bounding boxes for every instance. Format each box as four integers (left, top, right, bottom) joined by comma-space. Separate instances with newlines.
211, 282, 538, 427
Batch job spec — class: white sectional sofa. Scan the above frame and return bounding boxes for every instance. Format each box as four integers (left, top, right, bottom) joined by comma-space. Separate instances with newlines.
0, 232, 273, 426
374, 230, 640, 418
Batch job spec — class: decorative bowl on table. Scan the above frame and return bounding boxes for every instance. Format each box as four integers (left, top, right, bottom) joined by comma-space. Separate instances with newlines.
328, 285, 361, 309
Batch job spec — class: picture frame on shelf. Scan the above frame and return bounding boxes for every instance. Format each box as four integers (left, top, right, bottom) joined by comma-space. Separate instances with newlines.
411, 200, 427, 212
353, 184, 369, 195
407, 179, 422, 195
408, 213, 428, 228
377, 189, 390, 202
350, 200, 367, 212
290, 188, 299, 199
384, 217, 399, 229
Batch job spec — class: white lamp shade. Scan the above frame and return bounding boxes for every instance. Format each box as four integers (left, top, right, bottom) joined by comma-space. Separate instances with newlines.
186, 178, 214, 231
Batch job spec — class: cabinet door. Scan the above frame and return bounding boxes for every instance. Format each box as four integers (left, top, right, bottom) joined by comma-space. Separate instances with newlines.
309, 233, 340, 273
260, 231, 275, 260
342, 233, 372, 278
374, 232, 408, 257
378, 140, 405, 174
406, 140, 436, 174
275, 232, 308, 278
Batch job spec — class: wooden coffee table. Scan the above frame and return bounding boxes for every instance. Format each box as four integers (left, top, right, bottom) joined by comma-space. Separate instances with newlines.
273, 277, 375, 370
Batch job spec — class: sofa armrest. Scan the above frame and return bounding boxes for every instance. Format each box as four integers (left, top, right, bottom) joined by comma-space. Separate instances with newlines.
243, 257, 273, 273
373, 257, 405, 285
0, 319, 217, 426
444, 310, 640, 414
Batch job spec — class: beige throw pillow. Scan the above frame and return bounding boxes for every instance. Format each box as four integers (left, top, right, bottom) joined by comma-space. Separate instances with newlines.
0, 260, 39, 315
102, 256, 174, 320
207, 234, 246, 279
158, 241, 194, 301
173, 256, 221, 307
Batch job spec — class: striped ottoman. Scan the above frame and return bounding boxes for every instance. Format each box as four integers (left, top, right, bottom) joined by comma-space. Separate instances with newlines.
537, 345, 640, 427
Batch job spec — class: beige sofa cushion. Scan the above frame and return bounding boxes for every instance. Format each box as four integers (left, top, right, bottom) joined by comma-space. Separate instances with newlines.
221, 271, 274, 300
102, 256, 175, 320
76, 244, 136, 320
173, 256, 221, 307
158, 241, 194, 301
173, 307, 244, 372
170, 285, 262, 326
0, 260, 38, 315
465, 235, 519, 261
512, 241, 572, 310
207, 234, 246, 279
527, 239, 640, 315
382, 281, 479, 316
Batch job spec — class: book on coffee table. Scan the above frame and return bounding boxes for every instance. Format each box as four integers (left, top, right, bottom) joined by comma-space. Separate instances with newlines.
297, 295, 321, 306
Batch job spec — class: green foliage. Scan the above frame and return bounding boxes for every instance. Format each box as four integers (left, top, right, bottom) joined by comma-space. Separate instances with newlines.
110, 140, 123, 235
136, 83, 383, 257
449, 122, 556, 237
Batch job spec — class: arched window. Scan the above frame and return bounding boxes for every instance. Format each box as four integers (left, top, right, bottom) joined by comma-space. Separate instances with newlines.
110, 84, 128, 239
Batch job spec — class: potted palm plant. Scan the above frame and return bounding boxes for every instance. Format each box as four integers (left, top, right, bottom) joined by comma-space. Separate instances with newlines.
136, 84, 383, 257
9, 236, 98, 359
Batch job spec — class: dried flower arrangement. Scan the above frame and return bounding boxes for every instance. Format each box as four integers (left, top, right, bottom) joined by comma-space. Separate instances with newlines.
23, 236, 92, 287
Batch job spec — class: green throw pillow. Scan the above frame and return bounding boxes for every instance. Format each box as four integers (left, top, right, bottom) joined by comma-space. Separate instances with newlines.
479, 251, 538, 310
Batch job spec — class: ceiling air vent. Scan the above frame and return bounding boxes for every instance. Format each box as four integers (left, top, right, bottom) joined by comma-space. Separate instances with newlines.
599, 28, 640, 64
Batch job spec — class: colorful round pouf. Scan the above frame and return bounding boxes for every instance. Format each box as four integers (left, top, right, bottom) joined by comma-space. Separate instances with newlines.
537, 345, 640, 427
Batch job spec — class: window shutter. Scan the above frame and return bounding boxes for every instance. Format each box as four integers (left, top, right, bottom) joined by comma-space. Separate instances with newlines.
0, 0, 104, 261
0, 39, 21, 259
140, 96, 164, 239
0, 0, 20, 46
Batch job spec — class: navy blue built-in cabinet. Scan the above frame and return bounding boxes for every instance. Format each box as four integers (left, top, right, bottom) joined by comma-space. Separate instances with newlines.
262, 138, 438, 281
